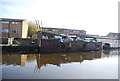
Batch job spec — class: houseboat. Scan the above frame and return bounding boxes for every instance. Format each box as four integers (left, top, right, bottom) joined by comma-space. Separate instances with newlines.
36, 31, 102, 53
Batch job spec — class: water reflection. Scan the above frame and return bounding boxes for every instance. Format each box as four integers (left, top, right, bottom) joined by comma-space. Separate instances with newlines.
35, 51, 102, 68
2, 49, 118, 68
2, 49, 119, 79
2, 54, 27, 66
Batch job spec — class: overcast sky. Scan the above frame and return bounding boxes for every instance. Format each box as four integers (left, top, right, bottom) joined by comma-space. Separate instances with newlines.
0, 0, 119, 36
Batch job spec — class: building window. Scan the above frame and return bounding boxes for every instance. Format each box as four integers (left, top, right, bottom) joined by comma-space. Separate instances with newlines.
11, 30, 18, 33
2, 29, 9, 33
64, 30, 70, 32
48, 29, 52, 31
73, 31, 79, 33
52, 29, 56, 31
12, 22, 20, 24
1, 21, 9, 24
44, 29, 48, 30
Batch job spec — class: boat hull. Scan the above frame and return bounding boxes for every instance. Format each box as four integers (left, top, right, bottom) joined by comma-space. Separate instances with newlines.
37, 39, 102, 53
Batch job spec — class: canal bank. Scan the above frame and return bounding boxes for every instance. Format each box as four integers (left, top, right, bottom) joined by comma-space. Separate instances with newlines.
2, 38, 120, 53
2, 32, 120, 53
1, 31, 102, 53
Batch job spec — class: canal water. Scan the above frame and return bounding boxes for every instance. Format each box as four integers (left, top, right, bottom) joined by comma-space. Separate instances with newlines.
2, 49, 119, 79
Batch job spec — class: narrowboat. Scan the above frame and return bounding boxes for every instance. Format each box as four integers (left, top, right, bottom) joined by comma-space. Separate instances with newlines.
36, 31, 102, 53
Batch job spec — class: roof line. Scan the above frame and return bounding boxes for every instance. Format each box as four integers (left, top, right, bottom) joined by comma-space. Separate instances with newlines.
41, 27, 85, 31
1, 18, 27, 21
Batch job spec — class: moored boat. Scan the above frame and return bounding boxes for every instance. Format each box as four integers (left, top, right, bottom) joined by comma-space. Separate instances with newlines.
103, 43, 120, 49
36, 31, 102, 53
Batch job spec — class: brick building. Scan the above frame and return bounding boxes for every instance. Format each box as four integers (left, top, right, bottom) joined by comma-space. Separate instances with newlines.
1, 18, 28, 38
42, 27, 86, 36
